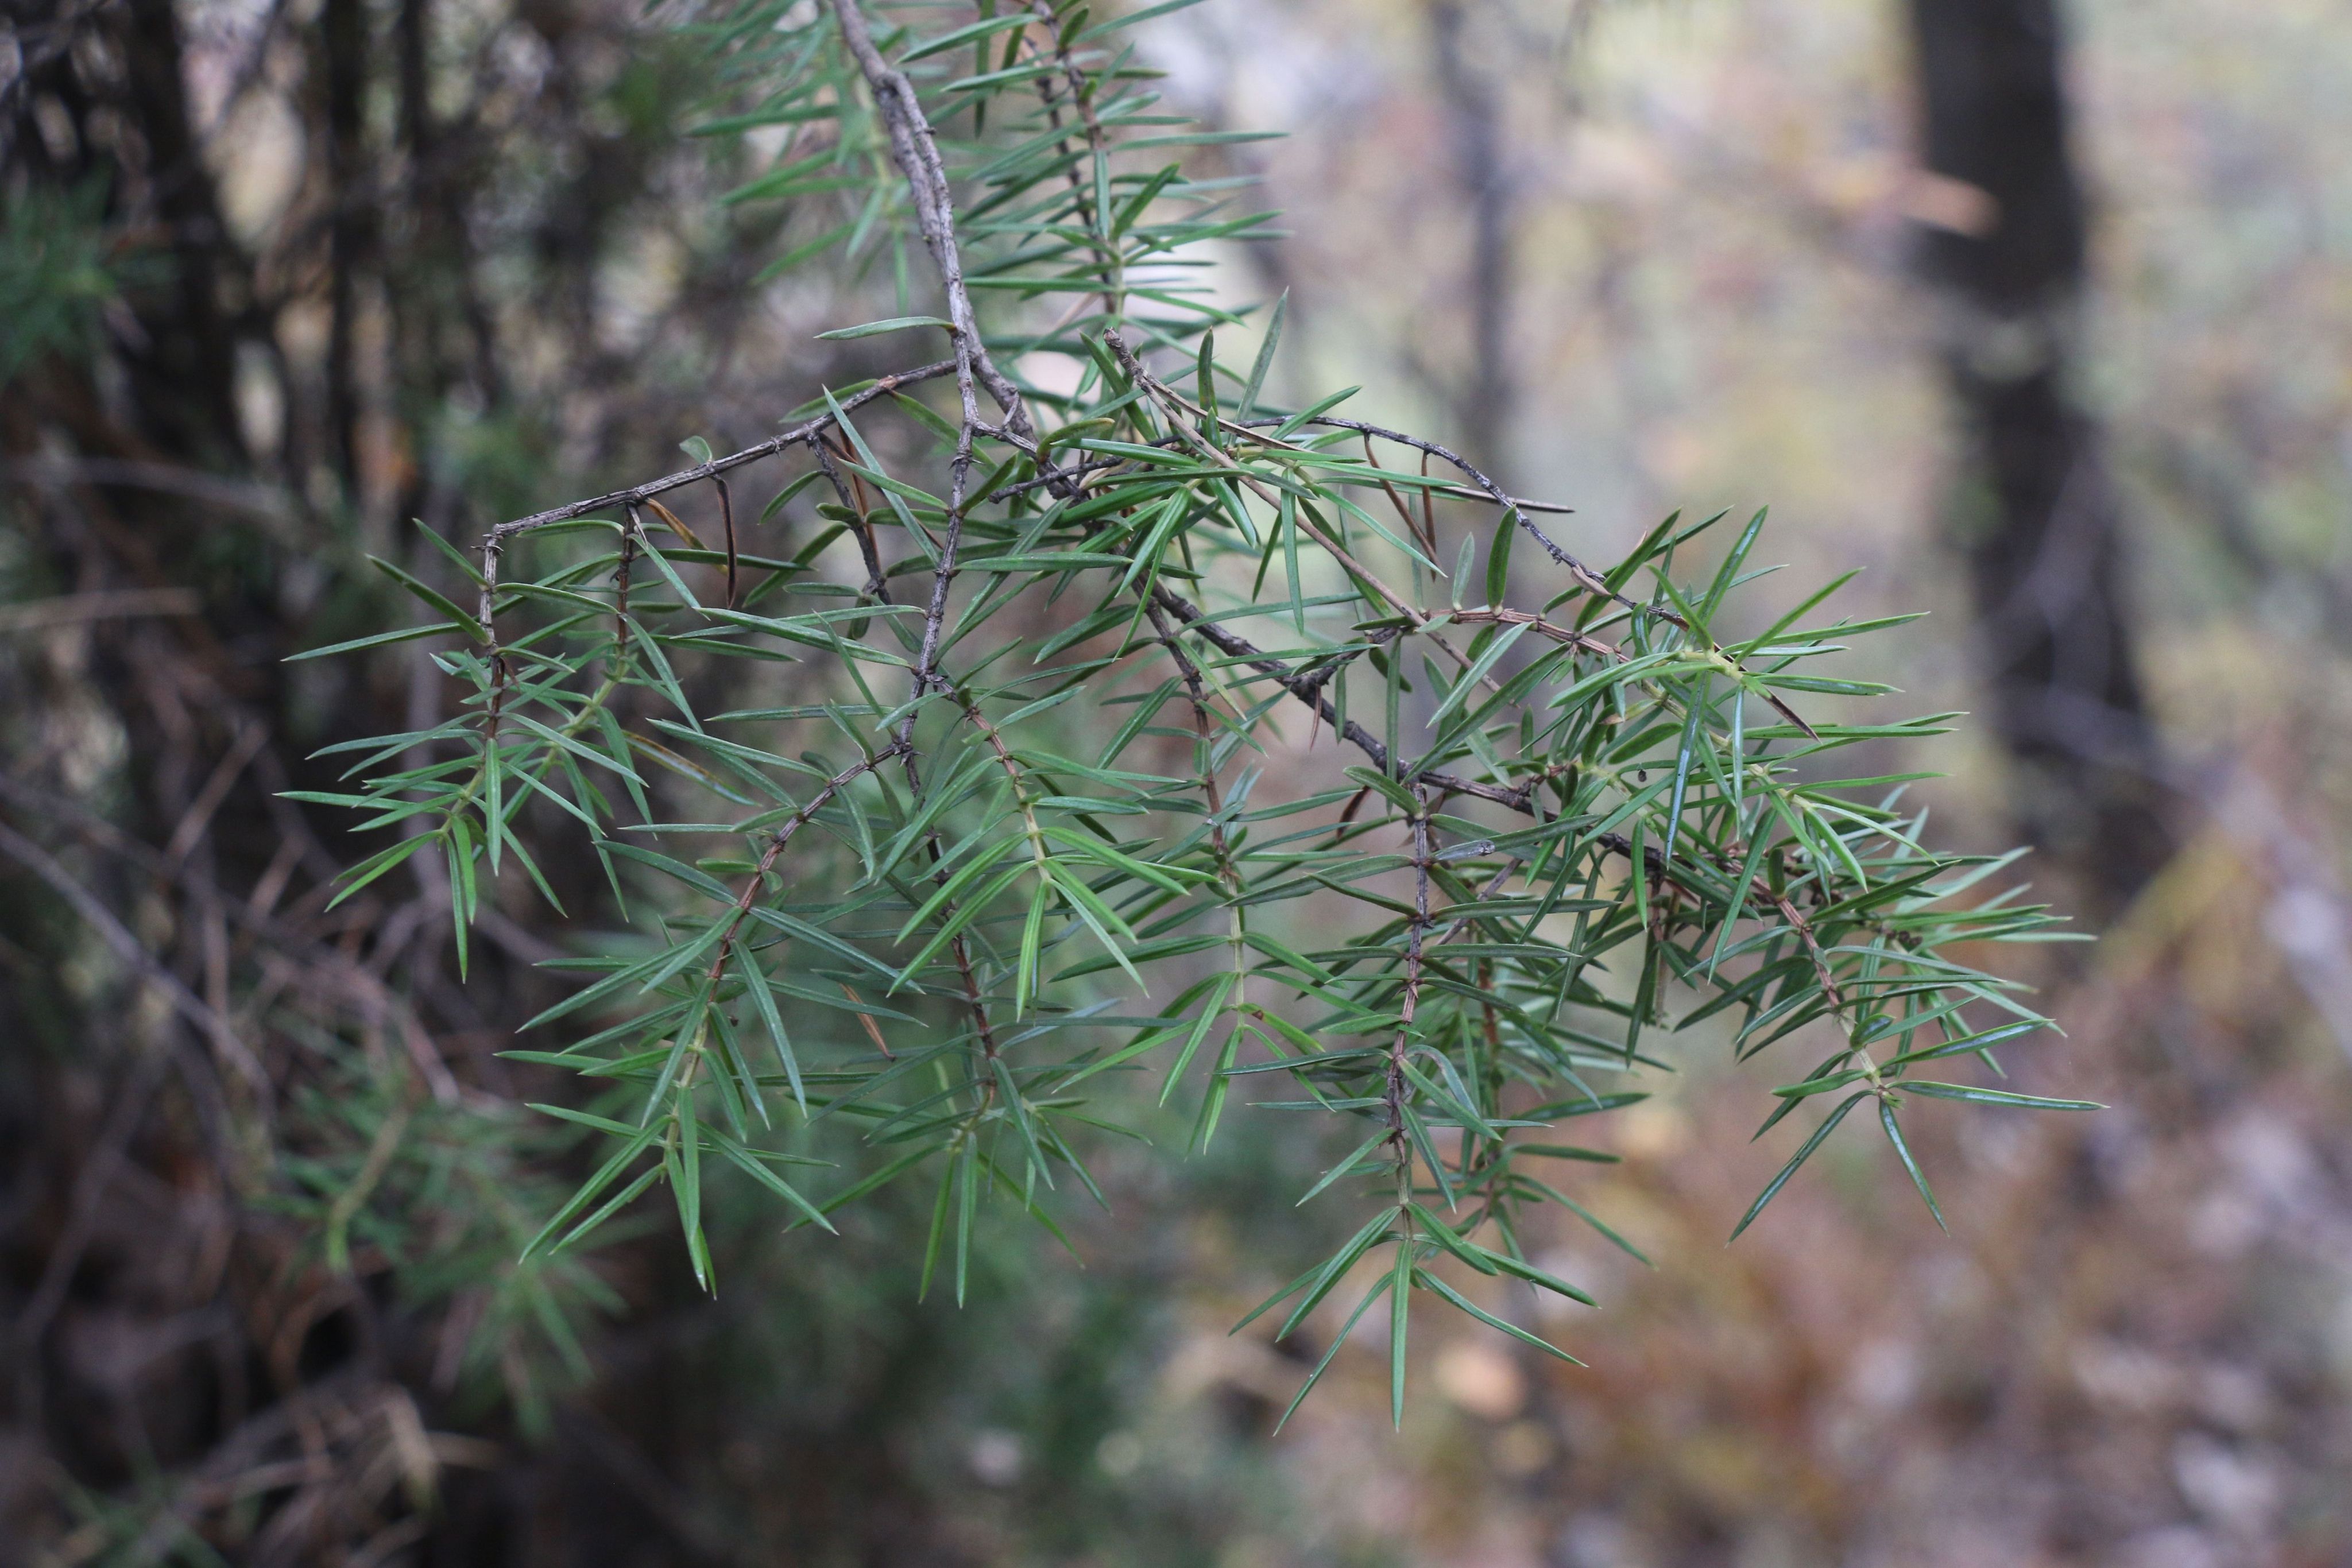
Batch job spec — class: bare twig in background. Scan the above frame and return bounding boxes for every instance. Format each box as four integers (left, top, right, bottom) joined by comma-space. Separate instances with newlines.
0, 820, 265, 1093
0, 588, 200, 633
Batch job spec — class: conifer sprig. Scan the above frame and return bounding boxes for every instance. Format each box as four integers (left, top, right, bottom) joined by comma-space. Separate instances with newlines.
301, 0, 2083, 1424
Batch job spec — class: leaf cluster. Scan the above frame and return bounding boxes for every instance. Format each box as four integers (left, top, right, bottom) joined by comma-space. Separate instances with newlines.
299, 0, 2084, 1426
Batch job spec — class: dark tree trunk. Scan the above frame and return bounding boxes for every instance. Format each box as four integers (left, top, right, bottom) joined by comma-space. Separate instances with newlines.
323, 0, 373, 491
117, 0, 248, 465
1426, 0, 1514, 475
1906, 0, 2172, 909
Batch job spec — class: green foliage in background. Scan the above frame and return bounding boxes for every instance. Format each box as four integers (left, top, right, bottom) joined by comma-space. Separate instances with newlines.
304, 0, 2085, 1428
0, 179, 142, 388
263, 1055, 617, 1435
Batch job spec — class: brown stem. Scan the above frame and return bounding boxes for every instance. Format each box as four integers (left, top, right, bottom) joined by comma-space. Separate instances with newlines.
1385, 793, 1434, 1191
699, 744, 909, 990
1020, 2, 1123, 322
823, 0, 1033, 443
810, 434, 892, 605
484, 359, 956, 543
478, 535, 510, 744
615, 505, 641, 668
715, 476, 738, 610
891, 737, 1002, 1062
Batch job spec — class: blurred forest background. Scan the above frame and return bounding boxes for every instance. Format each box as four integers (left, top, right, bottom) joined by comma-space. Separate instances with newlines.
4, 0, 2351, 1563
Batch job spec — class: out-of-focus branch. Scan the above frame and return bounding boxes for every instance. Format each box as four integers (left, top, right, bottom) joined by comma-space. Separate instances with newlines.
0, 819, 266, 1094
